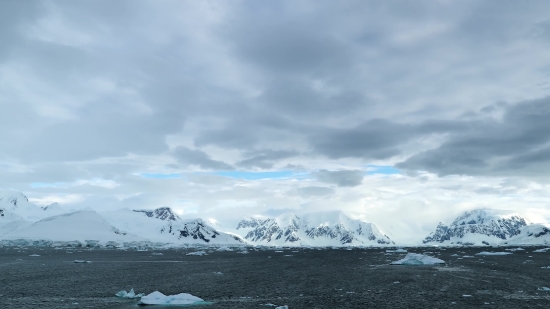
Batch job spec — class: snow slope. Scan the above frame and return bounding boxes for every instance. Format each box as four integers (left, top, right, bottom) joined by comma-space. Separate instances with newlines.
241, 211, 393, 246
4, 209, 144, 245
423, 209, 528, 246
0, 191, 66, 221
102, 208, 245, 245
506, 223, 550, 245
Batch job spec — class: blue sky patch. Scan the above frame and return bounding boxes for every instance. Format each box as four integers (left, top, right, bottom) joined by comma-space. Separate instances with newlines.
367, 165, 401, 175
214, 171, 302, 180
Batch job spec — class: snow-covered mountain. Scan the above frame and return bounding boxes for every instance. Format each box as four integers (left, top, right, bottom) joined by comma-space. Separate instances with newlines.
0, 191, 66, 221
4, 209, 144, 245
102, 208, 245, 245
240, 211, 393, 246
423, 209, 528, 246
161, 219, 245, 244
506, 223, 550, 245
134, 207, 181, 221
236, 217, 265, 230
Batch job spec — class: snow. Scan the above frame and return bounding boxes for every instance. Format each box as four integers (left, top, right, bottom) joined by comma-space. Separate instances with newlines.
390, 253, 445, 265
138, 291, 204, 305
475, 251, 512, 256
186, 250, 208, 256
115, 288, 144, 299
101, 208, 245, 245
241, 210, 393, 247
3, 209, 144, 245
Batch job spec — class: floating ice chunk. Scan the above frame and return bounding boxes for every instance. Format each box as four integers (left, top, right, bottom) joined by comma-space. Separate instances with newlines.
386, 249, 407, 253
216, 246, 233, 251
451, 254, 459, 257
73, 260, 91, 263
390, 253, 445, 265
275, 306, 289, 309
29, 254, 40, 257
115, 288, 144, 299
138, 291, 204, 305
475, 252, 512, 256
463, 295, 472, 297
534, 248, 550, 253
505, 248, 525, 251
538, 287, 550, 291
186, 251, 207, 256
152, 252, 163, 255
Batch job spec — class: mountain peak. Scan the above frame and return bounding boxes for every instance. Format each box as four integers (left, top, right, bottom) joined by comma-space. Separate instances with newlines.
0, 190, 30, 208
133, 207, 181, 221
423, 208, 528, 245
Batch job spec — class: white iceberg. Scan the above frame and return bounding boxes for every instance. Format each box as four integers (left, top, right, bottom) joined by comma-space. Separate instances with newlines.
390, 253, 445, 265
186, 251, 208, 256
475, 251, 512, 256
138, 291, 204, 305
115, 288, 144, 299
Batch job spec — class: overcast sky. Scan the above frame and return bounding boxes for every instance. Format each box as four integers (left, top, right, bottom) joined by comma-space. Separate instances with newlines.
2, 0, 550, 244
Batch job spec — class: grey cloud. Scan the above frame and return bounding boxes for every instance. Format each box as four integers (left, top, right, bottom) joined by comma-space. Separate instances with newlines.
398, 97, 550, 176
315, 169, 364, 187
237, 150, 298, 169
173, 146, 233, 170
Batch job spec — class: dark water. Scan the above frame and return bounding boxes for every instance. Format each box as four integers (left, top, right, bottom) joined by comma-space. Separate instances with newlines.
1, 246, 550, 308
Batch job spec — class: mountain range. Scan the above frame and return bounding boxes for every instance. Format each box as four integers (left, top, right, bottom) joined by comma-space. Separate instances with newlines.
2, 190, 550, 247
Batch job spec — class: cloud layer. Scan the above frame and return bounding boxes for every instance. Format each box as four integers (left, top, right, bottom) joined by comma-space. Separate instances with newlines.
2, 0, 550, 244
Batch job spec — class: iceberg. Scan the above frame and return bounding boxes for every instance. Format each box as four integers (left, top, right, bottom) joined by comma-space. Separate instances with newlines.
138, 291, 204, 305
186, 251, 207, 256
115, 288, 144, 299
390, 253, 445, 265
475, 251, 512, 256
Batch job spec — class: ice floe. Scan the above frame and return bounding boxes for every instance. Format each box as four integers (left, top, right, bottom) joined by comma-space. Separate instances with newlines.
390, 253, 445, 265
533, 248, 550, 253
475, 251, 512, 256
138, 291, 204, 305
115, 288, 144, 299
186, 250, 207, 256
73, 260, 91, 263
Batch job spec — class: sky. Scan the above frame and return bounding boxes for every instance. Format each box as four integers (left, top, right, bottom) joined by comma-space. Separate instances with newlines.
2, 0, 550, 244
